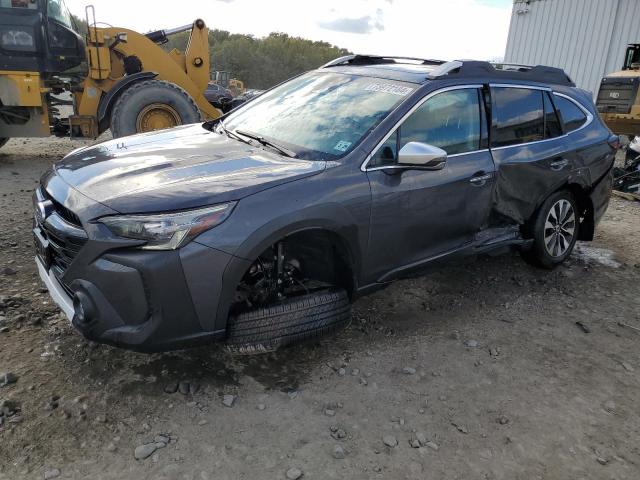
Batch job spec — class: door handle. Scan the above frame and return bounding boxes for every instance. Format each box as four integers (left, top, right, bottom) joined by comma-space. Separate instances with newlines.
550, 158, 569, 171
469, 173, 492, 186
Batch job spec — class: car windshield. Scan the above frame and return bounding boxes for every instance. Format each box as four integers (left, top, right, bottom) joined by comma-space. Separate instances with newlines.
222, 72, 416, 160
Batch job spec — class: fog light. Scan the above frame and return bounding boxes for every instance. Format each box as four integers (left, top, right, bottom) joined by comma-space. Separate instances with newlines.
73, 291, 95, 325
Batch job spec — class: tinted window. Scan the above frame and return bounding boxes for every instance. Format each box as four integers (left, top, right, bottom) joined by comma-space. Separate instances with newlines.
370, 131, 398, 167
544, 92, 562, 138
492, 87, 544, 147
554, 95, 588, 133
399, 88, 481, 155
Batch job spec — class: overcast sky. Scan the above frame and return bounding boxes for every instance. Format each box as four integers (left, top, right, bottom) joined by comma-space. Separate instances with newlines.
65, 0, 513, 61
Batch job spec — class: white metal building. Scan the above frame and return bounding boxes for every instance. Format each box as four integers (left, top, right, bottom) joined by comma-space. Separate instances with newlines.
504, 0, 640, 97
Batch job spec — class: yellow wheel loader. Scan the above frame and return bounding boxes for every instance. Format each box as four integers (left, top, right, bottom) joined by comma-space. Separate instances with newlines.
0, 1, 221, 147
596, 44, 640, 196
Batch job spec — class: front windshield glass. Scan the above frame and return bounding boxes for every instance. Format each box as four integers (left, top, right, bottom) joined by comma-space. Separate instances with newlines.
223, 72, 416, 160
47, 0, 73, 29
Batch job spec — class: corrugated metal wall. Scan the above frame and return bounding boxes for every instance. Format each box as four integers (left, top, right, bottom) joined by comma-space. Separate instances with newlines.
504, 0, 640, 97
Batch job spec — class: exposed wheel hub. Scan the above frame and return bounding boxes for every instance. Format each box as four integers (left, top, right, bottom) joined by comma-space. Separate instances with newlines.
136, 103, 181, 133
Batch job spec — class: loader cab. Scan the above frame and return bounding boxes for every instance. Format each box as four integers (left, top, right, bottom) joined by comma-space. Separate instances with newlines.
623, 44, 640, 70
0, 0, 85, 74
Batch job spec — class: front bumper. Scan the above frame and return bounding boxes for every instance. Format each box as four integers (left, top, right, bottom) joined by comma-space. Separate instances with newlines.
35, 241, 234, 352
36, 256, 74, 320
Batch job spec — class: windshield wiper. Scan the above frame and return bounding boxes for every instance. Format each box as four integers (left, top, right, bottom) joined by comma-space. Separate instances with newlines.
217, 123, 252, 145
235, 129, 297, 158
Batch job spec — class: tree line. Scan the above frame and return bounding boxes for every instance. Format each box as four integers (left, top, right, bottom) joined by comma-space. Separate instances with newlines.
165, 29, 351, 89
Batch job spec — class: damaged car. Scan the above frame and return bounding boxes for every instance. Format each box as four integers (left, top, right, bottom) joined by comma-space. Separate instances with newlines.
33, 55, 617, 353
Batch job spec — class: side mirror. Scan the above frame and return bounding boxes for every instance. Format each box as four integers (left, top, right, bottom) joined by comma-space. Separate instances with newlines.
398, 142, 447, 170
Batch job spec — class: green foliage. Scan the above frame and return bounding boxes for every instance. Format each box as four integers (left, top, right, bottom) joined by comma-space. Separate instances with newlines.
164, 29, 351, 89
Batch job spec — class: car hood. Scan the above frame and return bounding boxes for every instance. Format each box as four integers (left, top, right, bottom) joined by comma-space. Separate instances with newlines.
53, 124, 326, 214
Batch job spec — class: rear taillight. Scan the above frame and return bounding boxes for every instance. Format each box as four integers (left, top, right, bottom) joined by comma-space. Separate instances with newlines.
608, 134, 622, 150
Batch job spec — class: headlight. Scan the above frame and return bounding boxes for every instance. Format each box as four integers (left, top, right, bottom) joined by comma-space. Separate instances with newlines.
98, 203, 235, 250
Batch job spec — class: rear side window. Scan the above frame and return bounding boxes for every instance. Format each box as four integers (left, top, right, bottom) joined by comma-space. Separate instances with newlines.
554, 95, 588, 133
543, 92, 563, 138
491, 87, 544, 147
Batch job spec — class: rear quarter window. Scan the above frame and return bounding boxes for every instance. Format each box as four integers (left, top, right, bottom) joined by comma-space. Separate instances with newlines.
553, 95, 588, 133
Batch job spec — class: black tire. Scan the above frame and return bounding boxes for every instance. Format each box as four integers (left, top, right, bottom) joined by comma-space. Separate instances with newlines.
110, 79, 201, 138
226, 288, 351, 355
0, 138, 8, 149
522, 190, 579, 269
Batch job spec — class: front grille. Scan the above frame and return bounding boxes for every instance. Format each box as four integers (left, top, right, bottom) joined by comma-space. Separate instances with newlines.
35, 188, 87, 289
42, 189, 82, 227
596, 76, 640, 114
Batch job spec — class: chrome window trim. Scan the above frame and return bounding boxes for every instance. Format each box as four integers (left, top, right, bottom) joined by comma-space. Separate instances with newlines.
487, 86, 593, 152
489, 83, 552, 91
360, 84, 483, 172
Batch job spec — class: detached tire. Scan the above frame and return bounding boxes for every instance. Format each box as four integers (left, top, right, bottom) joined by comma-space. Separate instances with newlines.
226, 289, 351, 355
0, 138, 8, 149
522, 190, 579, 269
110, 79, 201, 138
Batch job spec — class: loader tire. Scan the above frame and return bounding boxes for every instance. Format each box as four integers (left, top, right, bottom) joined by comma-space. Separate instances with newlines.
110, 79, 201, 138
0, 138, 8, 149
225, 288, 351, 355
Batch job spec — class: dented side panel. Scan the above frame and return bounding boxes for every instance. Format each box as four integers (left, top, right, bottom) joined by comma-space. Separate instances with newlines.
488, 89, 613, 227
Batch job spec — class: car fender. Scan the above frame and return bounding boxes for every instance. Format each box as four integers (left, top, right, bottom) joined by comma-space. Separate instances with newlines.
210, 202, 362, 332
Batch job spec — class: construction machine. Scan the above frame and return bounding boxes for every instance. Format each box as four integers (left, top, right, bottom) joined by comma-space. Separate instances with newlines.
596, 43, 640, 137
0, 1, 221, 148
596, 44, 640, 196
212, 70, 245, 97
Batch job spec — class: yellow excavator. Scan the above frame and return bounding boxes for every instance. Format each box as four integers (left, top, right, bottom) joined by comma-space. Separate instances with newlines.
0, 1, 221, 147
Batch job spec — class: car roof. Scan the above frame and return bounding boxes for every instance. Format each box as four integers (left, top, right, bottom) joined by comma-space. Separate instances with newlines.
320, 63, 440, 84
318, 56, 575, 88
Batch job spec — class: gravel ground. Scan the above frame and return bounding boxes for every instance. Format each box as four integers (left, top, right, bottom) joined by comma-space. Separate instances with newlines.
1, 137, 639, 480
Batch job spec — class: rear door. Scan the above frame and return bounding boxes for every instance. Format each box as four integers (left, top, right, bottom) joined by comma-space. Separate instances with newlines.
489, 85, 571, 224
365, 85, 496, 283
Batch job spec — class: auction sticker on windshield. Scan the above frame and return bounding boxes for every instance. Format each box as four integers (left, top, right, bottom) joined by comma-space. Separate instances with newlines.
364, 83, 414, 96
334, 140, 352, 152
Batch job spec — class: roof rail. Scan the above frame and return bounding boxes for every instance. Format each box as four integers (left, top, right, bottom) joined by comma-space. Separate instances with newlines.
321, 54, 446, 69
427, 60, 575, 86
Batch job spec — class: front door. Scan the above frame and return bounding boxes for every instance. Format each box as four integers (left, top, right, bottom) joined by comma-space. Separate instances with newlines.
365, 86, 496, 283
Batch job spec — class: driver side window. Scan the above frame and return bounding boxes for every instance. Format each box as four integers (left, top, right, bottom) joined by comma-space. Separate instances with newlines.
369, 88, 482, 168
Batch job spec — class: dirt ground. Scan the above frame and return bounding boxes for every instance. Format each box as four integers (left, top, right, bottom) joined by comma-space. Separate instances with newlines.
0, 137, 639, 480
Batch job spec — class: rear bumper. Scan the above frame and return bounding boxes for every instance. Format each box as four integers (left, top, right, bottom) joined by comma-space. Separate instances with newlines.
591, 166, 614, 227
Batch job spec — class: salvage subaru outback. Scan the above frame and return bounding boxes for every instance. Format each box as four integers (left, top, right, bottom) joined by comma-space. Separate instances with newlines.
34, 56, 616, 353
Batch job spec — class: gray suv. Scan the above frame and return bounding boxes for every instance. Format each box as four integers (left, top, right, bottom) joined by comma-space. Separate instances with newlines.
33, 56, 616, 352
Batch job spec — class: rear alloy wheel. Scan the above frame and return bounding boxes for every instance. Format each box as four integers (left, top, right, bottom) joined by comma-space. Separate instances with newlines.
543, 199, 576, 258
110, 79, 201, 138
523, 190, 579, 269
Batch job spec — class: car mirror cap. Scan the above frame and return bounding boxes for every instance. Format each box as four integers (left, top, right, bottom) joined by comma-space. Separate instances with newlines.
398, 142, 447, 170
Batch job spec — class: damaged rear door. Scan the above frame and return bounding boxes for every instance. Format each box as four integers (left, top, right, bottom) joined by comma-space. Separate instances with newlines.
488, 85, 573, 224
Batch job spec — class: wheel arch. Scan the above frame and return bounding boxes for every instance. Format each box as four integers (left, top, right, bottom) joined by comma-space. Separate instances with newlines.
565, 182, 595, 241
214, 222, 361, 332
